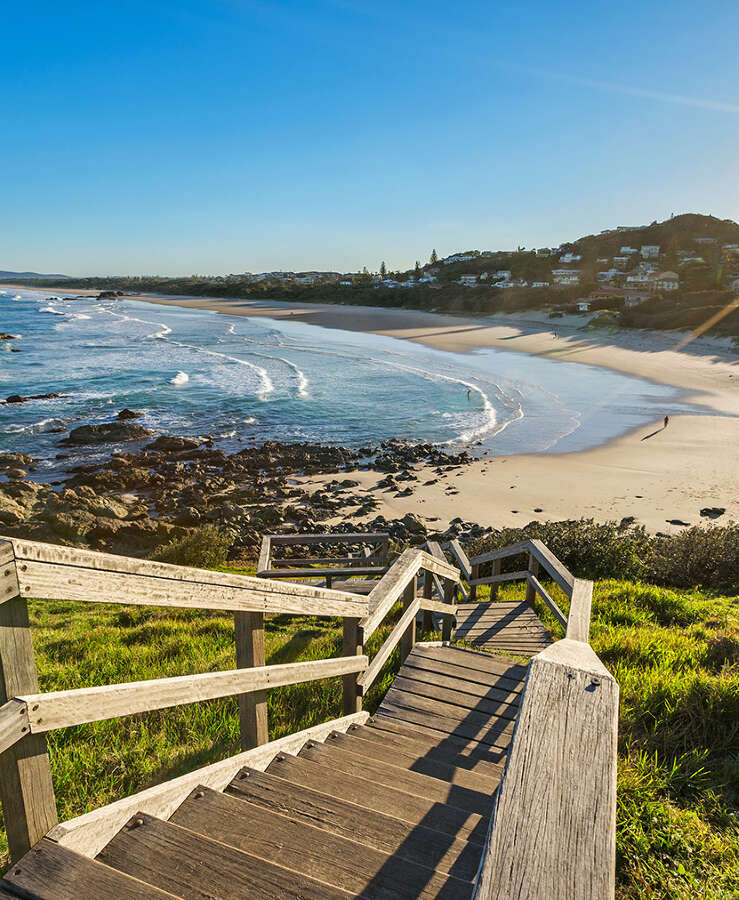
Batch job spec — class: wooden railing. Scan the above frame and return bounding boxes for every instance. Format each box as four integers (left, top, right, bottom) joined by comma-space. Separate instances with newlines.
0, 535, 461, 864
256, 531, 391, 588
0, 536, 373, 862
470, 540, 619, 899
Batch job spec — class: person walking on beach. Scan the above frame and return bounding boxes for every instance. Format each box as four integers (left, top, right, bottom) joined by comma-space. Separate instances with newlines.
663, 415, 669, 428
467, 389, 471, 401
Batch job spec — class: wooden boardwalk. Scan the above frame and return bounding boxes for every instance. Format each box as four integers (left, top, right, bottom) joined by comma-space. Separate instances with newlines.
4, 644, 527, 899
453, 601, 554, 656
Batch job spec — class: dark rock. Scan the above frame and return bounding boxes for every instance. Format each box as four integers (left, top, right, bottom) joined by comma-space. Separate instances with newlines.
700, 507, 726, 519
0, 452, 36, 469
117, 409, 142, 420
0, 334, 19, 340
144, 435, 200, 453
5, 468, 26, 480
62, 422, 154, 445
666, 519, 691, 526
620, 516, 636, 526
5, 392, 62, 404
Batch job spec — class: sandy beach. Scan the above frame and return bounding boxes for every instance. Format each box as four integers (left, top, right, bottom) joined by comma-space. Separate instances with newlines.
5, 286, 738, 532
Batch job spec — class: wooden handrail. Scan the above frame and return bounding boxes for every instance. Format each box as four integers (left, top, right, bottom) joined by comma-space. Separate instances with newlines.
3, 537, 369, 618
17, 656, 368, 733
0, 699, 29, 755
474, 639, 618, 899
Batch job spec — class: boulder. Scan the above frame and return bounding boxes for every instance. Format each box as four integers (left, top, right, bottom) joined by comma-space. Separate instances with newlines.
62, 422, 154, 445
400, 512, 426, 535
0, 452, 35, 469
5, 469, 27, 480
4, 393, 62, 404
700, 507, 726, 519
144, 436, 200, 453
117, 409, 142, 420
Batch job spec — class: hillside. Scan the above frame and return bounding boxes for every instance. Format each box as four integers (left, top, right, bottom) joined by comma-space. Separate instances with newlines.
0, 269, 69, 280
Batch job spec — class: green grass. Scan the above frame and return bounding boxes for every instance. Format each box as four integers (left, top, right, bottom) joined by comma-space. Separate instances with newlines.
1, 572, 737, 898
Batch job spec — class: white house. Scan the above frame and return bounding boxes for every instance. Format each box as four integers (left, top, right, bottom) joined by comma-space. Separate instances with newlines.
679, 256, 705, 265
458, 275, 478, 286
695, 237, 716, 244
626, 272, 652, 286
641, 245, 660, 259
536, 248, 551, 258
596, 269, 621, 282
493, 270, 511, 281
652, 271, 680, 291
576, 301, 591, 312
552, 269, 581, 285
531, 281, 550, 288
442, 252, 479, 265
620, 246, 638, 255
559, 253, 582, 264
613, 256, 631, 269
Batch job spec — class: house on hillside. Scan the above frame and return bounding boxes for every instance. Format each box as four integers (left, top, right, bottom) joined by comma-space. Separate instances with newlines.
596, 268, 621, 282
652, 271, 680, 291
458, 275, 478, 286
679, 256, 705, 265
620, 246, 638, 255
626, 272, 652, 287
613, 256, 631, 269
536, 248, 551, 257
641, 245, 660, 259
695, 237, 717, 244
559, 252, 582, 264
552, 269, 581, 285
442, 252, 479, 265
531, 281, 550, 288
576, 300, 591, 312
493, 270, 511, 281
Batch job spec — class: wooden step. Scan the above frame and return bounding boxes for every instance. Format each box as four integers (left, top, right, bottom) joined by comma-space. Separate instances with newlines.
379, 688, 517, 749
299, 738, 494, 816
2, 838, 179, 899
227, 767, 482, 881
325, 730, 502, 792
354, 721, 506, 776
171, 786, 471, 899
390, 674, 520, 722
265, 751, 489, 843
399, 655, 525, 700
408, 644, 529, 678
372, 714, 510, 764
97, 812, 352, 899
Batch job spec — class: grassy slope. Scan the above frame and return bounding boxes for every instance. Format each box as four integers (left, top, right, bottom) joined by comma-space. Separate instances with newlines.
1, 574, 737, 898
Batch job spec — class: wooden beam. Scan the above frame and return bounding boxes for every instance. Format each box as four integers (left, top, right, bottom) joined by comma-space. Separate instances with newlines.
566, 579, 594, 643
47, 711, 369, 859
0, 698, 29, 755
6, 537, 368, 618
361, 549, 421, 638
19, 656, 368, 732
256, 536, 271, 574
470, 570, 530, 586
266, 533, 390, 546
421, 570, 433, 633
0, 545, 57, 862
489, 558, 501, 600
528, 539, 575, 594
475, 640, 618, 900
469, 540, 532, 567
441, 580, 455, 642
234, 612, 268, 750
399, 583, 416, 664
341, 619, 363, 715
446, 539, 472, 582
356, 599, 420, 694
525, 552, 540, 606
417, 598, 458, 617
527, 574, 568, 631
259, 565, 386, 579
0, 539, 20, 605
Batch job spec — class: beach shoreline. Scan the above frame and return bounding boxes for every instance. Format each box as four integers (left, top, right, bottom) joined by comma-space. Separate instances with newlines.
3, 284, 737, 533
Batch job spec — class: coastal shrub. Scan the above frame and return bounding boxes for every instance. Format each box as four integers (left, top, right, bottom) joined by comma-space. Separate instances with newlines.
467, 520, 739, 592
149, 526, 231, 569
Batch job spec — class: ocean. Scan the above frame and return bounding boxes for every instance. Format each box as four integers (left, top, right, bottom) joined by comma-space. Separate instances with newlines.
1, 288, 706, 479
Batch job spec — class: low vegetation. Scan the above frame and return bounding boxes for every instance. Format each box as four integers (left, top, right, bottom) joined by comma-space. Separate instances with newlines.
0, 547, 736, 896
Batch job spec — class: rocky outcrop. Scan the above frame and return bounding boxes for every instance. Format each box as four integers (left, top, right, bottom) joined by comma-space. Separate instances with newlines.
62, 422, 154, 444
117, 409, 141, 420
4, 393, 63, 404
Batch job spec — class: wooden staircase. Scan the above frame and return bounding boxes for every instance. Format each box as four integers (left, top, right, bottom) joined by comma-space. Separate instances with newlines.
4, 644, 526, 899
0, 534, 618, 899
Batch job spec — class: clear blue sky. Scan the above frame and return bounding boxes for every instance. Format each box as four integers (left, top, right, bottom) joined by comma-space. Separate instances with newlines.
2, 0, 738, 276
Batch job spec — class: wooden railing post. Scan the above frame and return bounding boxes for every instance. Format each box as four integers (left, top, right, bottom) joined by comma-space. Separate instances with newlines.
525, 552, 539, 607
442, 579, 455, 641
422, 571, 433, 632
489, 559, 502, 600
342, 617, 363, 714
0, 541, 57, 861
234, 612, 268, 750
469, 562, 479, 601
399, 582, 416, 663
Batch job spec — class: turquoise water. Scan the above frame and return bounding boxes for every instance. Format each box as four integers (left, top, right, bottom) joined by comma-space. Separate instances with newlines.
1, 288, 708, 478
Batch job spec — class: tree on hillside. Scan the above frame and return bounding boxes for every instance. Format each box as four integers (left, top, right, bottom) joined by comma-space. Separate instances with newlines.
430, 249, 438, 265
380, 261, 387, 277
414, 261, 421, 277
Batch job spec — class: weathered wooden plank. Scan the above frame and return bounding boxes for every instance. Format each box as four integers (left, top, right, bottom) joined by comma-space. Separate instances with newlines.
566, 578, 594, 643
446, 539, 472, 582
0, 698, 29, 755
382, 687, 518, 736
341, 617, 363, 715
267, 532, 390, 545
528, 538, 575, 593
401, 654, 526, 695
266, 752, 488, 843
525, 552, 539, 606
7, 536, 369, 617
410, 643, 529, 680
0, 539, 19, 604
400, 582, 416, 663
475, 639, 618, 900
357, 598, 420, 692
469, 540, 532, 567
47, 711, 368, 858
256, 535, 271, 574
392, 674, 520, 720
299, 740, 494, 816
234, 611, 268, 750
370, 714, 509, 766
526, 573, 568, 629
378, 698, 515, 751
269, 555, 384, 567
325, 730, 502, 793
3, 838, 179, 899
263, 565, 387, 579
442, 578, 455, 642
227, 766, 482, 881
361, 548, 422, 637
21, 655, 368, 732
0, 564, 57, 863
99, 813, 352, 900
171, 786, 471, 899
419, 597, 458, 616
469, 569, 530, 586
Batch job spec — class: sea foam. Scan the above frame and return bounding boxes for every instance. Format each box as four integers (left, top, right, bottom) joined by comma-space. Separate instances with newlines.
170, 372, 190, 385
